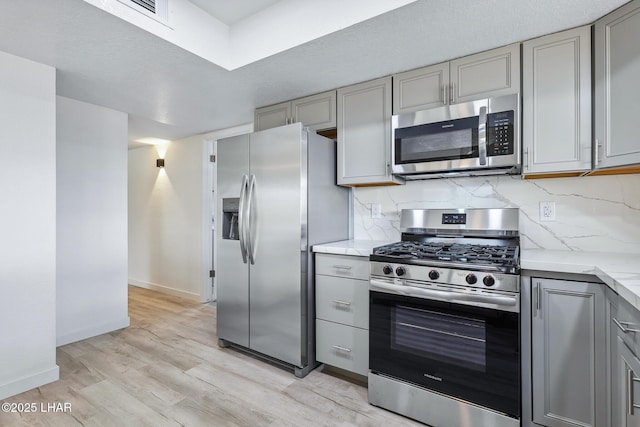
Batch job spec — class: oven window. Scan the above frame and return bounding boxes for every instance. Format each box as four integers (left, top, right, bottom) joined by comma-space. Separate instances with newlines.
369, 290, 520, 418
392, 305, 486, 371
394, 116, 479, 164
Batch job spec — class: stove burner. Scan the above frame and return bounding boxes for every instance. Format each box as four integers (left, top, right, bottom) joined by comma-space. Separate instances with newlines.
373, 241, 519, 270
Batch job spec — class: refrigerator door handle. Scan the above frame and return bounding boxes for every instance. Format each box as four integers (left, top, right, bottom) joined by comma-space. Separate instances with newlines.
238, 174, 249, 264
246, 174, 257, 265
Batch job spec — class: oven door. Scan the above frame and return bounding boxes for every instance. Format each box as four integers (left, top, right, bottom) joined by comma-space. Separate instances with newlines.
369, 285, 520, 418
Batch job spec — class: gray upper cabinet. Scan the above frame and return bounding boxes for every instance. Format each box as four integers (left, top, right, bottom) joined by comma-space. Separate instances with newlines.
594, 0, 640, 170
392, 62, 450, 114
337, 76, 403, 186
522, 26, 592, 176
393, 43, 520, 114
255, 90, 336, 132
531, 278, 607, 427
450, 43, 521, 104
254, 101, 291, 131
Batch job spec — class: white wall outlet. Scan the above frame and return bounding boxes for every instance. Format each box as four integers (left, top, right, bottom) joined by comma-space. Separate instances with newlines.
371, 203, 382, 219
539, 201, 556, 222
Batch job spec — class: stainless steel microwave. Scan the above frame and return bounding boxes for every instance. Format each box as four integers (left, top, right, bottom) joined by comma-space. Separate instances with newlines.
392, 93, 520, 179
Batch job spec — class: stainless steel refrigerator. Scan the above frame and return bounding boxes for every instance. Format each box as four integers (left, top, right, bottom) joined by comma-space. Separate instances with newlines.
216, 123, 350, 377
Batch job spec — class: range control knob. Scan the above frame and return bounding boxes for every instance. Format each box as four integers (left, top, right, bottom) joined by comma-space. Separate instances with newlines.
465, 273, 478, 285
395, 266, 406, 276
428, 270, 440, 280
483, 275, 496, 287
382, 265, 393, 275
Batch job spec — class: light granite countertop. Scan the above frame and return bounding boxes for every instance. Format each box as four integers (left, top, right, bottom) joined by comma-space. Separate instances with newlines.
521, 249, 640, 311
313, 240, 640, 311
312, 240, 394, 257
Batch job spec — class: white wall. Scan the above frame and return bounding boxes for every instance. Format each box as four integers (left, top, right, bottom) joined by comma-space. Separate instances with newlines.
0, 51, 58, 399
128, 124, 251, 302
354, 174, 640, 253
56, 96, 129, 346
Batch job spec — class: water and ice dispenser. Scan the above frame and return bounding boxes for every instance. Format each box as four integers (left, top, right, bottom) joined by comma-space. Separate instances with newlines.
222, 198, 240, 240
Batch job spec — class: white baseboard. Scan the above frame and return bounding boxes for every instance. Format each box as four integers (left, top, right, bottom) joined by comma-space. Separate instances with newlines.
128, 279, 202, 302
0, 365, 59, 400
56, 317, 131, 347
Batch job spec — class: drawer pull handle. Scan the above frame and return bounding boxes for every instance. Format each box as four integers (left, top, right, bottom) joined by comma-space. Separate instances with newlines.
614, 317, 640, 334
333, 300, 352, 307
332, 345, 352, 353
333, 265, 352, 270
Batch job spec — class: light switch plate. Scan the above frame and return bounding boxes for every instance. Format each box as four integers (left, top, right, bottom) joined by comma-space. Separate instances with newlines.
539, 201, 556, 222
371, 203, 382, 219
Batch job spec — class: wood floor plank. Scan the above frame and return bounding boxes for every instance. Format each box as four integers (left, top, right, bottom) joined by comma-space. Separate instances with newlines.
0, 286, 423, 426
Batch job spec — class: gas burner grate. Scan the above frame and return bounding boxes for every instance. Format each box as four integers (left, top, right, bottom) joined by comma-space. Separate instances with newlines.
373, 241, 519, 268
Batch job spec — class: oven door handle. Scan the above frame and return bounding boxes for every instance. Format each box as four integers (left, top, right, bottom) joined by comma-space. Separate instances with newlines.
370, 279, 518, 308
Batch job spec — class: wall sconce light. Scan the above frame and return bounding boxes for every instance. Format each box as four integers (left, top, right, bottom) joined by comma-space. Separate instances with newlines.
156, 158, 165, 168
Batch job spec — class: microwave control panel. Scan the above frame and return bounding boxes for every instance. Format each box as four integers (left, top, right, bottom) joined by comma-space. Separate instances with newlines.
486, 111, 514, 156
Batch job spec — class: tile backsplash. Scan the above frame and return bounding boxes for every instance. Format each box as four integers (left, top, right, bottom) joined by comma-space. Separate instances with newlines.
353, 174, 640, 253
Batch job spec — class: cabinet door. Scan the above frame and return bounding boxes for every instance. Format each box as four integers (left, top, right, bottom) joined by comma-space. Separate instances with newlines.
254, 101, 291, 131
594, 1, 640, 169
337, 77, 402, 186
531, 278, 606, 427
522, 26, 591, 175
392, 62, 450, 114
615, 337, 640, 427
292, 90, 336, 131
450, 43, 521, 104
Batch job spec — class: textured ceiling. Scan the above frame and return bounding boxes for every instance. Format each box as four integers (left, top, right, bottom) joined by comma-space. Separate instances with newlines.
188, 0, 281, 25
0, 0, 630, 148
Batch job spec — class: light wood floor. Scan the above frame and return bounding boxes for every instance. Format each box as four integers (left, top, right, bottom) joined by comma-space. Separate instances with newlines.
0, 286, 421, 426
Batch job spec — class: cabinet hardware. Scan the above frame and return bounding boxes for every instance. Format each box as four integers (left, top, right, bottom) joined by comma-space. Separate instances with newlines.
332, 345, 352, 353
442, 85, 447, 105
628, 369, 640, 415
613, 317, 640, 334
523, 148, 529, 171
333, 300, 352, 307
536, 282, 541, 312
450, 82, 455, 104
594, 138, 603, 164
333, 265, 353, 270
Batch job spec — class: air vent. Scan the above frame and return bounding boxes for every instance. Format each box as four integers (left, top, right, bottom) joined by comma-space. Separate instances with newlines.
131, 0, 155, 14
117, 0, 169, 24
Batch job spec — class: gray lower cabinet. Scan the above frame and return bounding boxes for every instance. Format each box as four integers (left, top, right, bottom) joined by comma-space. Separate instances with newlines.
254, 90, 336, 132
522, 26, 592, 176
612, 295, 640, 427
337, 76, 403, 186
531, 278, 606, 427
594, 0, 640, 169
315, 253, 369, 375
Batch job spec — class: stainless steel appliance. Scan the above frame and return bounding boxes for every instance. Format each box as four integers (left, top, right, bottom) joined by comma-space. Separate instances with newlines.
391, 94, 520, 179
368, 208, 521, 427
216, 123, 350, 377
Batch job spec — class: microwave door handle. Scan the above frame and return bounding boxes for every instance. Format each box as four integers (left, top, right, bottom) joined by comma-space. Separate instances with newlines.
478, 106, 487, 166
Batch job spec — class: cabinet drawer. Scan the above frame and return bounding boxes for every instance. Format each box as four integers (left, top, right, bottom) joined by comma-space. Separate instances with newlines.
316, 319, 368, 376
315, 253, 369, 280
316, 275, 369, 329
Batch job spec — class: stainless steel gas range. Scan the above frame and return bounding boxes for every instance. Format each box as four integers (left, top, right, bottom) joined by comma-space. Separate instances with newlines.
368, 208, 521, 427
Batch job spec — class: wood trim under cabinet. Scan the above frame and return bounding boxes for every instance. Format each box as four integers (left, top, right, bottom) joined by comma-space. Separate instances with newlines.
586, 165, 640, 176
